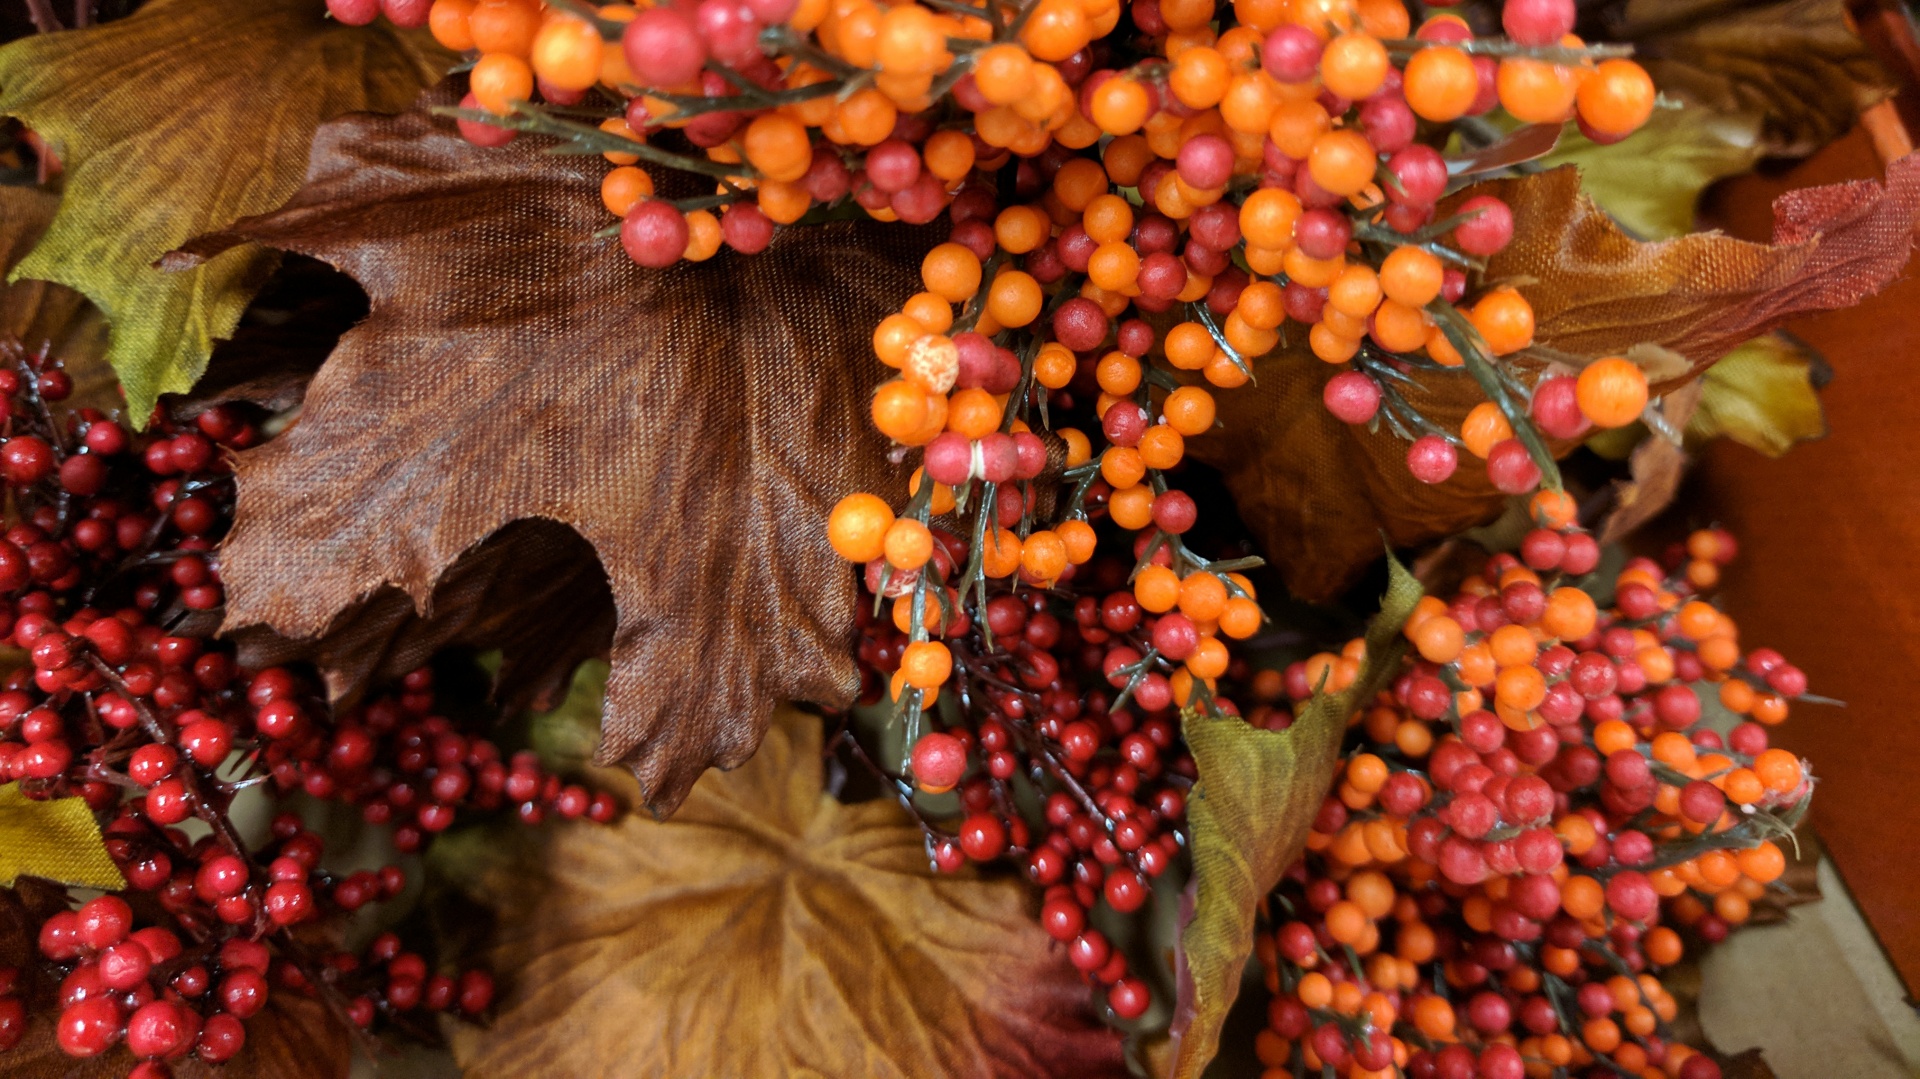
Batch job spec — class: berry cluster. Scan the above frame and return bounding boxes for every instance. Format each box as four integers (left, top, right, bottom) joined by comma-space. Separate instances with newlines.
0, 338, 613, 1077
1246, 524, 1810, 1079
846, 541, 1226, 1021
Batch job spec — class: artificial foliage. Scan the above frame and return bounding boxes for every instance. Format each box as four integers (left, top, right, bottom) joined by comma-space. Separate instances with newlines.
0, 0, 1910, 1077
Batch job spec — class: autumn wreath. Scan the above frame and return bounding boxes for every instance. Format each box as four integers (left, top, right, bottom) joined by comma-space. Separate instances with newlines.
0, 0, 1906, 1076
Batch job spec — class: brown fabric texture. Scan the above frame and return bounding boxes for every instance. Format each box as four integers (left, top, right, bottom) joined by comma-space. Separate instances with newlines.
175, 96, 930, 815
1188, 157, 1920, 602
443, 708, 1130, 1079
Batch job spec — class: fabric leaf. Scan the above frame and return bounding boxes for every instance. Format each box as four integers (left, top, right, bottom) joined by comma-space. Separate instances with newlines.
1189, 157, 1920, 602
1596, 380, 1706, 546
1689, 332, 1830, 456
173, 95, 930, 815
0, 783, 123, 890
1541, 107, 1764, 240
1165, 557, 1422, 1079
1618, 0, 1893, 158
0, 0, 451, 419
440, 706, 1128, 1079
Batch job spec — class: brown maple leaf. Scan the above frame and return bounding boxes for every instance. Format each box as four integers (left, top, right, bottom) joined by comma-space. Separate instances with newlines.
1188, 157, 1920, 601
173, 94, 930, 814
438, 706, 1128, 1079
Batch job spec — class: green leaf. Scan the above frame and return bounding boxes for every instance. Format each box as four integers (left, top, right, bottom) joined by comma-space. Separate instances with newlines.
0, 0, 451, 421
1540, 107, 1763, 240
1688, 332, 1829, 456
1166, 557, 1422, 1079
0, 783, 124, 890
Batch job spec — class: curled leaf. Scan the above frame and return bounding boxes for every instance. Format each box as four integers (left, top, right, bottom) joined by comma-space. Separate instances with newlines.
173, 96, 930, 814
1540, 107, 1765, 239
1689, 332, 1830, 456
1596, 380, 1704, 546
1615, 0, 1893, 158
0, 783, 122, 890
443, 706, 1128, 1079
1165, 557, 1422, 1079
0, 0, 451, 419
1191, 158, 1920, 601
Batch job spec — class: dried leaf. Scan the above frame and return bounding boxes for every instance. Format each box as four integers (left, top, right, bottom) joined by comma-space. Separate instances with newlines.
1190, 158, 1920, 601
1541, 107, 1765, 239
442, 706, 1128, 1079
0, 0, 451, 420
1617, 0, 1893, 158
173, 97, 930, 815
1446, 123, 1563, 177
0, 783, 123, 890
0, 882, 348, 1079
1166, 557, 1422, 1079
1596, 380, 1704, 545
0, 185, 113, 410
1688, 332, 1830, 456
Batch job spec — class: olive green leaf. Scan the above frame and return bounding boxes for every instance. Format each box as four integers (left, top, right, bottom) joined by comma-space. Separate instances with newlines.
1541, 107, 1764, 239
0, 0, 450, 420
1689, 332, 1830, 456
0, 783, 123, 890
1166, 557, 1422, 1079
1617, 0, 1892, 158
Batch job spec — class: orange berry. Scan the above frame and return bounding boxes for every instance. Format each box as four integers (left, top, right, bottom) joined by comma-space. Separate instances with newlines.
900, 640, 953, 689
1034, 343, 1077, 389
1020, 0, 1090, 61
1576, 357, 1649, 428
1101, 446, 1146, 488
742, 113, 814, 183
921, 243, 984, 302
1577, 59, 1656, 137
946, 387, 1002, 439
1461, 402, 1513, 459
1497, 57, 1578, 124
1021, 529, 1069, 581
1135, 565, 1181, 612
1541, 587, 1598, 640
1108, 484, 1155, 530
981, 528, 1023, 577
531, 15, 604, 91
1239, 188, 1303, 248
1095, 351, 1143, 395
1186, 636, 1230, 679
1753, 748, 1803, 792
1170, 46, 1232, 108
600, 165, 654, 217
1370, 298, 1429, 352
471, 53, 534, 116
987, 270, 1044, 327
430, 0, 477, 51
1738, 841, 1787, 884
1403, 45, 1476, 121
1268, 98, 1331, 160
972, 43, 1036, 104
1163, 385, 1217, 435
468, 0, 540, 56
1091, 76, 1153, 134
883, 517, 934, 570
1379, 246, 1443, 307
1220, 596, 1261, 638
1319, 32, 1390, 100
871, 379, 930, 442
1307, 129, 1378, 197
1058, 519, 1098, 564
1179, 572, 1229, 621
1470, 287, 1535, 355
827, 493, 894, 561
